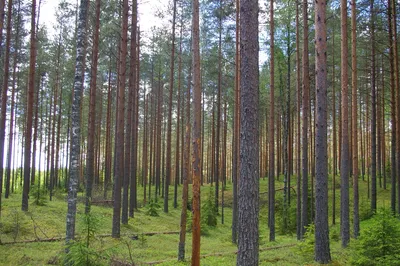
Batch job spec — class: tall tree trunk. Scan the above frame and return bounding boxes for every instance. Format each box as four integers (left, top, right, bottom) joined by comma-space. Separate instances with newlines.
268, 0, 275, 242
232, 0, 240, 244
104, 55, 113, 199
314, 0, 331, 261
165, 0, 177, 213
22, 0, 37, 212
340, 0, 350, 247
191, 0, 201, 263
66, 0, 88, 242
332, 23, 337, 225
174, 13, 183, 209
351, 0, 359, 238
237, 0, 259, 263
370, 0, 377, 212
85, 0, 101, 214
113, 0, 129, 237
0, 0, 13, 217
295, 0, 301, 240
392, 0, 400, 215
5, 1, 21, 198
389, 0, 396, 213
178, 65, 191, 261
301, 0, 309, 238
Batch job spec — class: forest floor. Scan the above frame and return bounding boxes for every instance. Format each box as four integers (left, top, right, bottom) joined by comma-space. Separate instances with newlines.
0, 175, 391, 265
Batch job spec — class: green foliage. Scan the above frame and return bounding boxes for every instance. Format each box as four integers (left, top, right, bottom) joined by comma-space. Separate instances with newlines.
276, 192, 297, 235
351, 208, 400, 266
329, 225, 340, 242
359, 197, 374, 221
64, 213, 105, 266
30, 184, 47, 206
146, 199, 161, 217
201, 187, 218, 228
296, 223, 315, 261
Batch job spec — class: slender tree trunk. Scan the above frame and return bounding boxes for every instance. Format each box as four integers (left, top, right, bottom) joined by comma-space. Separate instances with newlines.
237, 0, 259, 263
174, 14, 183, 209
0, 0, 13, 216
5, 1, 20, 198
85, 0, 101, 214
191, 0, 201, 263
301, 0, 309, 238
22, 0, 37, 212
178, 65, 191, 261
113, 0, 129, 237
389, 0, 396, 213
268, 0, 275, 242
340, 0, 350, 247
351, 0, 359, 238
165, 0, 177, 213
66, 0, 88, 242
392, 0, 400, 215
232, 0, 240, 244
370, 0, 377, 212
295, 0, 301, 240
332, 23, 337, 225
314, 0, 331, 261
104, 56, 113, 199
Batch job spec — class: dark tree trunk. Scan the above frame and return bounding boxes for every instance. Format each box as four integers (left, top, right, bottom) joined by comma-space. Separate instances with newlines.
22, 0, 37, 212
178, 65, 191, 261
314, 0, 331, 262
301, 0, 309, 238
351, 0, 359, 238
370, 0, 377, 212
165, 0, 177, 213
0, 0, 13, 216
237, 0, 259, 264
268, 0, 275, 242
85, 0, 101, 214
295, 0, 301, 240
112, 0, 129, 238
340, 0, 350, 247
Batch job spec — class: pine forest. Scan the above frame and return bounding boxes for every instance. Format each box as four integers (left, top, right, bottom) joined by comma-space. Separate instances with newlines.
0, 0, 400, 265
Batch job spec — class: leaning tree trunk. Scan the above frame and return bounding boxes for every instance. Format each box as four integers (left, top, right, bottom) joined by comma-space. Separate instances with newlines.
314, 0, 331, 262
66, 0, 89, 242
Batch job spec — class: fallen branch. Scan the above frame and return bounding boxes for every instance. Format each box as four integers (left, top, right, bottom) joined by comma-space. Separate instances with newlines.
0, 231, 180, 245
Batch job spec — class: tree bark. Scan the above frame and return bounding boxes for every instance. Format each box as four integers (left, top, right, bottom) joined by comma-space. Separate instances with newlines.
85, 0, 101, 214
191, 0, 201, 263
66, 0, 88, 242
22, 0, 37, 212
301, 0, 309, 238
340, 0, 350, 247
314, 0, 331, 262
237, 0, 259, 264
268, 0, 275, 242
351, 0, 359, 238
112, 0, 129, 238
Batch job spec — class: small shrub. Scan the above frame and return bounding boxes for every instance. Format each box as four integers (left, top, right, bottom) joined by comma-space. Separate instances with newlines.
351, 208, 400, 266
30, 184, 47, 206
329, 225, 340, 242
296, 223, 315, 261
201, 187, 217, 228
359, 197, 374, 221
64, 213, 105, 266
146, 199, 161, 217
